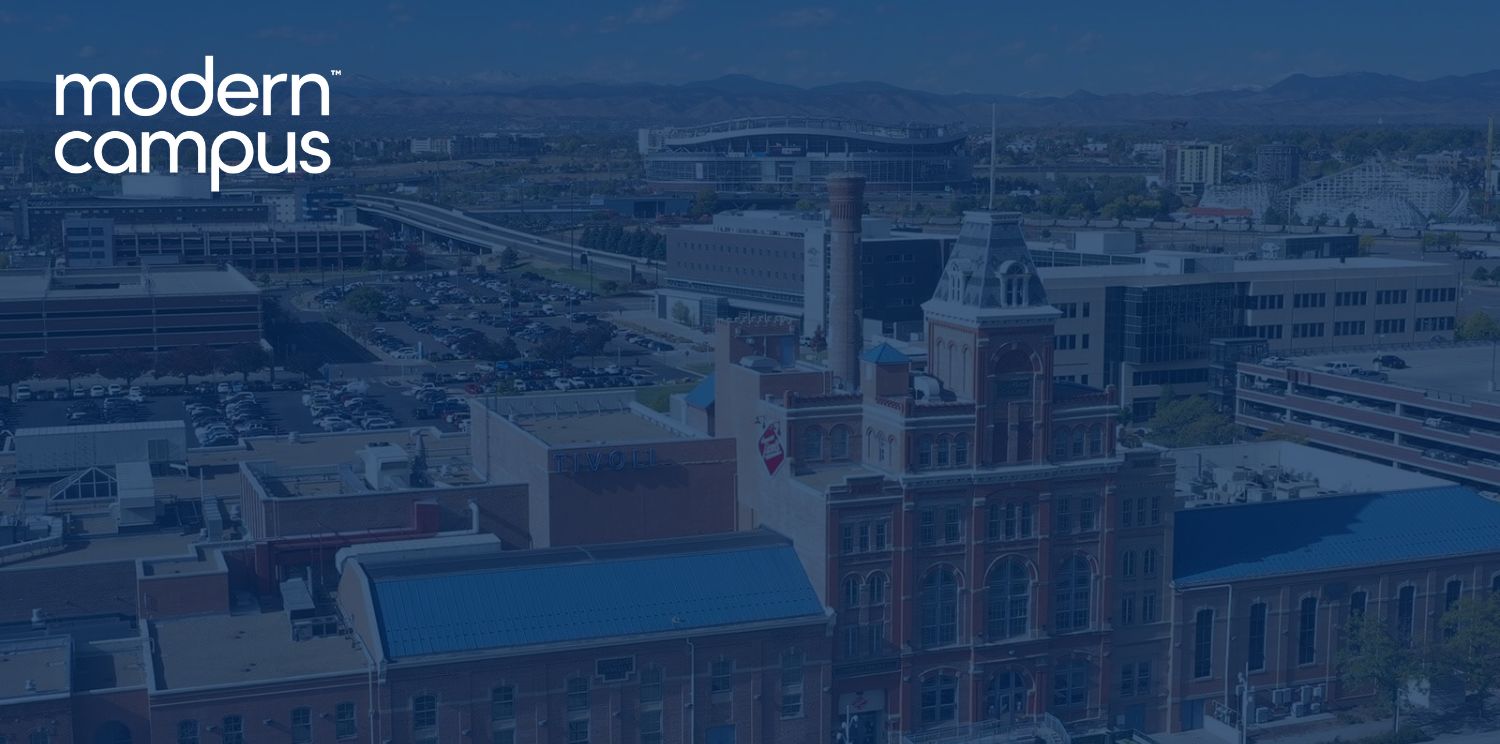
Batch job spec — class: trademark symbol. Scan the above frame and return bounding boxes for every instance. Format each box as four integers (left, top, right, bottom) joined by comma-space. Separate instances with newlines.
330, 69, 343, 76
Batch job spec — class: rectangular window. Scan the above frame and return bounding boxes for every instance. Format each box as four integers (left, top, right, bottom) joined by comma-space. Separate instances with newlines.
1350, 591, 1367, 619
568, 719, 590, 744
1057, 498, 1072, 534
336, 702, 357, 740
1142, 593, 1158, 623
1293, 292, 1326, 308
1417, 316, 1455, 332
1246, 294, 1284, 310
1248, 602, 1267, 671
710, 660, 734, 693
223, 717, 245, 744
1446, 579, 1463, 610
874, 519, 889, 550
1375, 318, 1407, 334
1194, 609, 1214, 678
780, 652, 805, 718
414, 695, 438, 729
177, 721, 199, 744
1398, 585, 1416, 644
1119, 595, 1136, 626
1054, 335, 1078, 350
1136, 662, 1151, 697
1082, 334, 1090, 349
492, 686, 516, 721
943, 506, 962, 544
1298, 597, 1318, 664
292, 707, 312, 744
1292, 322, 1325, 338
1150, 497, 1161, 525
1417, 287, 1457, 303
1247, 324, 1284, 340
1122, 498, 1134, 527
1079, 497, 1095, 531
919, 509, 936, 546
639, 711, 663, 744
987, 502, 1001, 540
640, 668, 663, 704
1336, 291, 1367, 306
1119, 663, 1136, 697
857, 522, 870, 552
841, 524, 854, 554
1020, 502, 1033, 538
1334, 320, 1366, 336
1376, 289, 1408, 305
568, 677, 590, 711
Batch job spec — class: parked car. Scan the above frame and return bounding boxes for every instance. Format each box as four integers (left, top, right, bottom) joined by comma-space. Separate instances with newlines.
12, 383, 31, 402
1349, 368, 1388, 382
1259, 356, 1293, 368
1372, 354, 1407, 369
1321, 361, 1358, 376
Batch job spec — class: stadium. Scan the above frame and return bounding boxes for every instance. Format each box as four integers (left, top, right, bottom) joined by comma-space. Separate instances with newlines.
638, 116, 969, 190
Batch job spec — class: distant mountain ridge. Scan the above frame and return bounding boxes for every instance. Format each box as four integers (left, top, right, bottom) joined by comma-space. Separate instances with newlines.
2, 70, 1497, 131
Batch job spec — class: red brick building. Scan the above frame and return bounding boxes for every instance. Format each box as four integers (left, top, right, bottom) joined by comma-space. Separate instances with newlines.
717, 211, 1176, 740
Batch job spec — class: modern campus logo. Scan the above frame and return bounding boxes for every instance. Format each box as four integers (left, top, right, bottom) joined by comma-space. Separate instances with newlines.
53, 55, 332, 191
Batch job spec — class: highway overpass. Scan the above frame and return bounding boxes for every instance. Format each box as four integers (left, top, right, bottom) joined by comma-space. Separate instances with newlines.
353, 194, 650, 280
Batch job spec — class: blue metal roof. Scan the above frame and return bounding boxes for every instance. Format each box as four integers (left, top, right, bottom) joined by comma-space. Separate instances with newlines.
684, 373, 715, 409
1174, 486, 1500, 588
368, 541, 823, 659
860, 343, 910, 364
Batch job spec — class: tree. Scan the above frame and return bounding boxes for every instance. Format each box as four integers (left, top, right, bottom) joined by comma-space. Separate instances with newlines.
34, 349, 85, 388
1358, 234, 1376, 255
1144, 395, 1237, 447
690, 188, 719, 217
161, 346, 217, 386
1473, 267, 1491, 286
1339, 615, 1423, 733
219, 343, 271, 383
499, 246, 520, 268
342, 287, 386, 317
1438, 597, 1500, 713
534, 328, 579, 364
1458, 311, 1500, 341
670, 301, 692, 325
1344, 211, 1360, 229
598, 279, 620, 294
0, 354, 33, 399
579, 324, 613, 363
96, 351, 153, 387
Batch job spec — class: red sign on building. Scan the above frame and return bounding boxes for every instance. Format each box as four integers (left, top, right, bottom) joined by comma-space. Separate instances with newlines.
759, 424, 785, 475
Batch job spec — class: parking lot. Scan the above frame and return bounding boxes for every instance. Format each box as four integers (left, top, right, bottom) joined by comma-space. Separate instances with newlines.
1, 379, 460, 447
309, 270, 701, 394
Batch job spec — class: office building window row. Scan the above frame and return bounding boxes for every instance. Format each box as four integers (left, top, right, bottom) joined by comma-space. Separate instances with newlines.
1292, 322, 1325, 338
1416, 287, 1457, 303
1333, 320, 1366, 336
1335, 291, 1367, 306
1375, 318, 1406, 333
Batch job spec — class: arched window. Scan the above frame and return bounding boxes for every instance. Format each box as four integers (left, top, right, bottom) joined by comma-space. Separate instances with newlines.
1121, 550, 1136, 577
843, 575, 861, 608
867, 573, 888, 606
412, 694, 438, 731
866, 428, 875, 458
954, 434, 970, 466
986, 558, 1030, 640
802, 426, 824, 461
1054, 556, 1092, 633
1071, 429, 1085, 457
877, 434, 888, 463
1052, 428, 1069, 460
830, 425, 851, 460
936, 435, 951, 466
1142, 548, 1158, 576
917, 435, 933, 467
1087, 424, 1103, 456
919, 673, 959, 725
920, 567, 959, 648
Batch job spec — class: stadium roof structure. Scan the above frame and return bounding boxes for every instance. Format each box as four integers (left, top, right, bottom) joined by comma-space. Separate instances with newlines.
1173, 485, 1500, 587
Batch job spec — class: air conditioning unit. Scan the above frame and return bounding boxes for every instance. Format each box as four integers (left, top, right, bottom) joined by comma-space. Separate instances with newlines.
1310, 703, 1323, 715
1255, 707, 1271, 724
1298, 685, 1313, 704
1292, 702, 1307, 718
1272, 688, 1292, 706
1313, 684, 1325, 700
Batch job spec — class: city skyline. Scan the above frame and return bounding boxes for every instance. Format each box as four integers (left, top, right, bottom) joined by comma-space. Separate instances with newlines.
2, 0, 1499, 95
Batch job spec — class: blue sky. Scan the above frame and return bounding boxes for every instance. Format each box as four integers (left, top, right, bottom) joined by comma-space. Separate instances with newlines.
5, 0, 1498, 94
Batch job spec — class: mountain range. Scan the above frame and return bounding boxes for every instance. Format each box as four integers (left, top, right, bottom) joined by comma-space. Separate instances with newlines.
4, 70, 1498, 131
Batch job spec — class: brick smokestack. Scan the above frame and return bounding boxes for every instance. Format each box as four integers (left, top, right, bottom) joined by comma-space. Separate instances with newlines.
827, 173, 865, 391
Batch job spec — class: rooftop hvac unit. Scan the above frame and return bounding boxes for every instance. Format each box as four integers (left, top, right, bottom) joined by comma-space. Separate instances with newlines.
1292, 702, 1308, 718
1272, 688, 1292, 706
1255, 707, 1271, 724
1313, 684, 1326, 700
1298, 686, 1313, 704
1310, 703, 1323, 714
